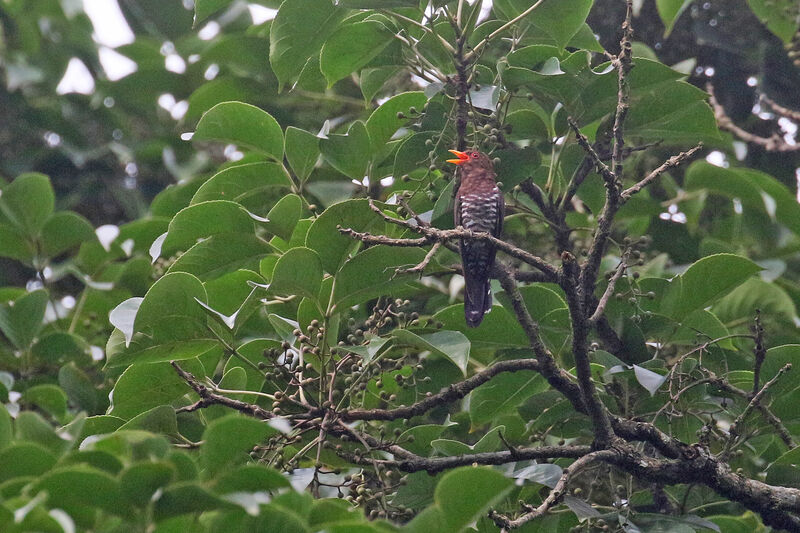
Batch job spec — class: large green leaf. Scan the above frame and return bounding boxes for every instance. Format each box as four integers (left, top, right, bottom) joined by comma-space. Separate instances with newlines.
685, 161, 800, 237
493, 0, 593, 49
392, 329, 471, 376
320, 21, 394, 87
191, 162, 293, 204
470, 370, 547, 424
265, 194, 303, 241
332, 245, 426, 310
662, 254, 762, 319
285, 127, 320, 182
269, 0, 347, 89
305, 198, 383, 273
109, 362, 190, 419
365, 91, 426, 149
0, 442, 57, 483
41, 211, 95, 257
201, 415, 276, 478
0, 289, 48, 350
194, 102, 284, 160
32, 465, 133, 517
271, 247, 323, 303
319, 120, 372, 179
434, 467, 513, 532
168, 233, 275, 281
656, 0, 693, 36
106, 273, 219, 367
194, 0, 232, 24
746, 0, 798, 43
161, 200, 255, 256
120, 461, 175, 507
0, 173, 54, 236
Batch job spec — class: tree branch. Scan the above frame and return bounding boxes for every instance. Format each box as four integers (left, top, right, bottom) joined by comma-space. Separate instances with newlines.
490, 451, 615, 529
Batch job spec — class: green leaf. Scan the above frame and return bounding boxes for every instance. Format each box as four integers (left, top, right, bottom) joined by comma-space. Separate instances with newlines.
191, 162, 293, 205
194, 0, 232, 24
16, 411, 69, 453
33, 332, 91, 364
434, 467, 513, 532
0, 224, 32, 261
201, 415, 276, 478
759, 345, 800, 396
154, 482, 235, 519
161, 200, 255, 256
215, 464, 291, 494
470, 370, 547, 424
392, 330, 471, 376
0, 289, 48, 350
766, 445, 800, 488
685, 161, 800, 237
271, 247, 323, 303
493, 146, 541, 188
320, 21, 394, 87
746, 0, 798, 43
0, 173, 54, 236
194, 101, 284, 160
656, 0, 693, 36
285, 127, 320, 182
59, 362, 99, 414
33, 466, 132, 516
333, 246, 426, 310
270, 0, 347, 89
663, 254, 762, 319
120, 461, 175, 506
22, 385, 68, 422
109, 362, 189, 419
0, 442, 57, 483
320, 120, 371, 179
265, 194, 303, 241
117, 405, 179, 435
41, 211, 95, 257
306, 198, 383, 273
0, 405, 11, 451
168, 233, 275, 281
366, 92, 427, 149
712, 278, 797, 324
493, 0, 593, 49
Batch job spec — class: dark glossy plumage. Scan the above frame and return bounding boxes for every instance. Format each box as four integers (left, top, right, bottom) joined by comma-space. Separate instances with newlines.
449, 151, 504, 327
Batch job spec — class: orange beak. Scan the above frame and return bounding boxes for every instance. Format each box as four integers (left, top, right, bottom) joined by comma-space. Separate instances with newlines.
446, 150, 469, 165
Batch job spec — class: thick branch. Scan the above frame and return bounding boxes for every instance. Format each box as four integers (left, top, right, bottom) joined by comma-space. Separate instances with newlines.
359, 445, 592, 474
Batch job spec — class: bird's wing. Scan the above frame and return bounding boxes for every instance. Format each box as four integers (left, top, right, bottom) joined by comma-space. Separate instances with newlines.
495, 188, 504, 236
453, 188, 462, 228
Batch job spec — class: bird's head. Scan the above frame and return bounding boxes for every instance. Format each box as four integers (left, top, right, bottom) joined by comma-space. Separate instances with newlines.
447, 150, 494, 173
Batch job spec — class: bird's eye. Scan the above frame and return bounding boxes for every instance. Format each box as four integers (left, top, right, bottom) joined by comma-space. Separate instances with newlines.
471, 153, 478, 158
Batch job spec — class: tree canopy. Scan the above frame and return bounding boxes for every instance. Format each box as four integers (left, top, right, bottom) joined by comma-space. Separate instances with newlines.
1, 0, 800, 532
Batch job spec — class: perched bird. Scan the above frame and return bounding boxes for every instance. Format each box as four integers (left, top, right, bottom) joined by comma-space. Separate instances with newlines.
447, 150, 504, 327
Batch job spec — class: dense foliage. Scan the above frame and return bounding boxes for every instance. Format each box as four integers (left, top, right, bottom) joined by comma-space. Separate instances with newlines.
1, 0, 800, 532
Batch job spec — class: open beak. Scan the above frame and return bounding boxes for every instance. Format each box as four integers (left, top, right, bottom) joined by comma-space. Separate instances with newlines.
446, 150, 469, 165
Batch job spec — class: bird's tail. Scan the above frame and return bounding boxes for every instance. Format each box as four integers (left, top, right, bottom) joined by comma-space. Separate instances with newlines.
464, 275, 492, 328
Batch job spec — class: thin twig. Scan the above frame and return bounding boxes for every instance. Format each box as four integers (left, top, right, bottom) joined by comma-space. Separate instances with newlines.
721, 363, 792, 459
490, 451, 615, 529
708, 84, 800, 153
588, 257, 627, 325
466, 0, 546, 60
621, 144, 703, 200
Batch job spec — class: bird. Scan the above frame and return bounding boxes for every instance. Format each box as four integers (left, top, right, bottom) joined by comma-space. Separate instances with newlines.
447, 149, 504, 327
